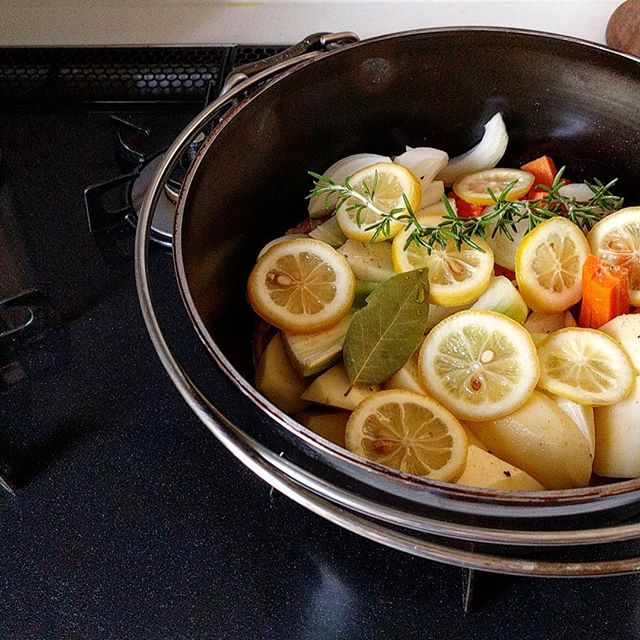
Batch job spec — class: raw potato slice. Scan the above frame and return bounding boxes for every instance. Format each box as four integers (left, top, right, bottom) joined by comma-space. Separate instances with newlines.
465, 391, 593, 489
588, 206, 640, 305
296, 410, 349, 447
248, 238, 355, 333
300, 363, 380, 411
537, 328, 634, 405
345, 390, 468, 480
453, 168, 534, 206
600, 313, 640, 373
544, 392, 596, 456
308, 153, 391, 218
383, 351, 427, 394
391, 233, 494, 307
456, 445, 545, 491
255, 333, 309, 414
515, 217, 590, 313
594, 376, 640, 477
335, 163, 421, 242
419, 310, 539, 421
524, 310, 576, 335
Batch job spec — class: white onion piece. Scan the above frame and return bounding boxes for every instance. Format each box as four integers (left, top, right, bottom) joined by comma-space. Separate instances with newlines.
437, 113, 509, 186
419, 180, 445, 209
394, 147, 448, 209
558, 182, 595, 202
308, 153, 391, 218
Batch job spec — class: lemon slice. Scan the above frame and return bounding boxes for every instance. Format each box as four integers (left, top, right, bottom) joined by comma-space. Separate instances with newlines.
248, 237, 355, 333
344, 389, 468, 480
453, 168, 534, 205
391, 231, 494, 307
418, 309, 539, 421
588, 207, 640, 305
515, 217, 590, 313
335, 162, 421, 242
537, 327, 634, 405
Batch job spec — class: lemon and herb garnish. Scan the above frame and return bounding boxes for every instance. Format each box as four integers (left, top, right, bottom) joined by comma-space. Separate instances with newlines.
309, 164, 622, 257
246, 124, 640, 491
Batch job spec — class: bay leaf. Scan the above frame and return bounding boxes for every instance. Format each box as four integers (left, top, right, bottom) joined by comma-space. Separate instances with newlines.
343, 268, 430, 385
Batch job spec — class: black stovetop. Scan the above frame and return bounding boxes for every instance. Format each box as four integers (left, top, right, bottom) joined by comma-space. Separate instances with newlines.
1, 46, 639, 640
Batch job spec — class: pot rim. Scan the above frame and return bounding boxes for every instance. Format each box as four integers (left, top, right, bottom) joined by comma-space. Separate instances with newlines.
173, 26, 640, 508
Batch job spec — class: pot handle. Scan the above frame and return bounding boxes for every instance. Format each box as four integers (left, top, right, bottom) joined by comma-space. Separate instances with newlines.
222, 32, 359, 94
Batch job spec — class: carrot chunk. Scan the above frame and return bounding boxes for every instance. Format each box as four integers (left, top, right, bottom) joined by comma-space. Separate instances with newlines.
450, 193, 486, 218
494, 264, 516, 281
521, 155, 558, 188
579, 255, 630, 329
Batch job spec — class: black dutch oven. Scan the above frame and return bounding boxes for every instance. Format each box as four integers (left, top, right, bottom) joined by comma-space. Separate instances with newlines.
136, 28, 640, 575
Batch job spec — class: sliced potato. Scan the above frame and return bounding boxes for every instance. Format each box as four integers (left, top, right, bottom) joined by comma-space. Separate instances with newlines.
456, 445, 545, 491
600, 313, 640, 373
594, 376, 640, 478
545, 392, 595, 456
255, 333, 309, 414
296, 410, 349, 447
300, 363, 380, 411
524, 310, 576, 334
465, 391, 592, 489
382, 351, 426, 394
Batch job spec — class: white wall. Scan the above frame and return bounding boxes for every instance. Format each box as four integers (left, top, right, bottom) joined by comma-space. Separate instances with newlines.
0, 0, 620, 46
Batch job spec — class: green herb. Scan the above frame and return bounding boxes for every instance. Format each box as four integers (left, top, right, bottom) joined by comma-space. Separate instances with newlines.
308, 171, 422, 242
308, 167, 623, 254
343, 268, 430, 386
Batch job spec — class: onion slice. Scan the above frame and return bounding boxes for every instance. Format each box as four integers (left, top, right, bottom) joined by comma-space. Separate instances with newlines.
394, 147, 448, 209
308, 153, 391, 218
437, 113, 509, 186
558, 182, 595, 202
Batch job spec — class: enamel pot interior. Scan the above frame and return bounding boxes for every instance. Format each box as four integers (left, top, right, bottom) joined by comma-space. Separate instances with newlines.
175, 28, 640, 519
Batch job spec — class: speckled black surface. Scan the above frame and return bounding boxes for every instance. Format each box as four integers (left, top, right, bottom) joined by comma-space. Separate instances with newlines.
2, 47, 640, 640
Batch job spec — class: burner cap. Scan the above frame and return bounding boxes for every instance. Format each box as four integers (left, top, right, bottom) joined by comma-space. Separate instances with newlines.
130, 155, 175, 246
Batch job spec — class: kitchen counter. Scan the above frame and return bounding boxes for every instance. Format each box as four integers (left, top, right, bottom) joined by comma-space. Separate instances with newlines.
0, 1, 622, 46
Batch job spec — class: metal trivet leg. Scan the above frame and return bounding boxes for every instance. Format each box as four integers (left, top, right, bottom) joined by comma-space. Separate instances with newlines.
462, 567, 513, 612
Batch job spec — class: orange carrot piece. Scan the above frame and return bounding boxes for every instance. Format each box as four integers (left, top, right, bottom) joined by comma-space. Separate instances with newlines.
579, 255, 630, 329
494, 264, 516, 281
521, 155, 558, 188
527, 189, 549, 201
450, 193, 486, 218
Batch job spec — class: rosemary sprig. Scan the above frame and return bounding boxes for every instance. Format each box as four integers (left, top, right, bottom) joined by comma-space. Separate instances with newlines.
308, 166, 624, 254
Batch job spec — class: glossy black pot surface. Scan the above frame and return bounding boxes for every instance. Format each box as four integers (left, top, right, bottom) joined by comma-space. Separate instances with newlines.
174, 28, 640, 521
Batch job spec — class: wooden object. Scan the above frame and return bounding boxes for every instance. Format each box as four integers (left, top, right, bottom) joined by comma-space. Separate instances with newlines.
607, 0, 640, 57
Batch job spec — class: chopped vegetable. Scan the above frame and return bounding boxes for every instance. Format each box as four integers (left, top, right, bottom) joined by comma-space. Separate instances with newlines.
521, 155, 558, 188
451, 193, 485, 218
579, 254, 630, 329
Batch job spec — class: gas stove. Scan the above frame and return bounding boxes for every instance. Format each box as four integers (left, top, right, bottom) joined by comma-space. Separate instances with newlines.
2, 44, 640, 639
